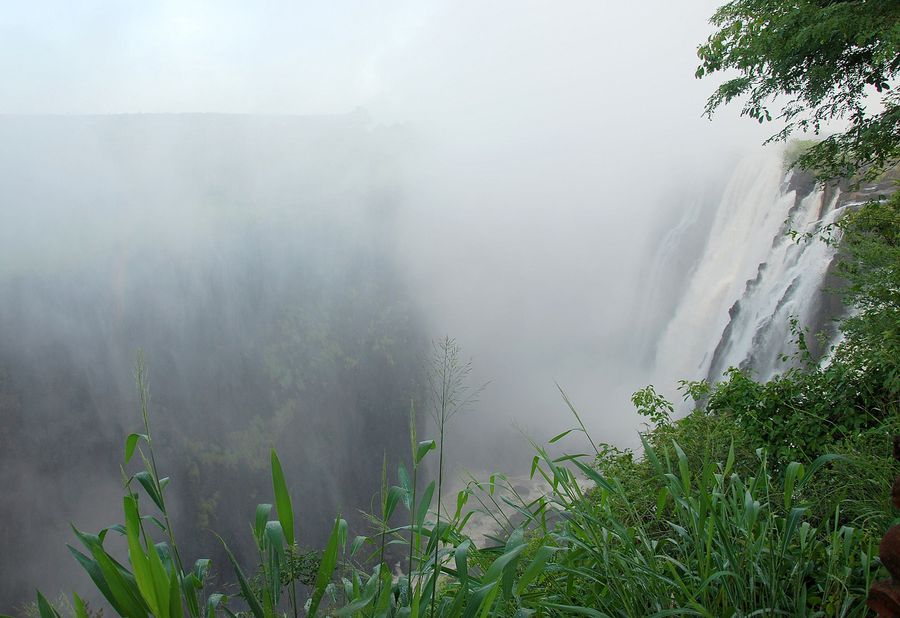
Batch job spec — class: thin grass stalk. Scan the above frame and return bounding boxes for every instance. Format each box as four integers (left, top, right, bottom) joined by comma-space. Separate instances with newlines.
408, 401, 418, 602
134, 353, 186, 582
430, 340, 448, 618
372, 454, 389, 617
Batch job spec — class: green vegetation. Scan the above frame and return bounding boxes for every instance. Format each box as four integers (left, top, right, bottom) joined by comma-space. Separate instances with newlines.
697, 0, 900, 181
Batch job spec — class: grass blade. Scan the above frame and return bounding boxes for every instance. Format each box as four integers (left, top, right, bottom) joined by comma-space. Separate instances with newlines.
271, 450, 295, 547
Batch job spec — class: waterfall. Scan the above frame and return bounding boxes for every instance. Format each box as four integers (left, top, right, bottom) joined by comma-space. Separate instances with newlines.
652, 150, 846, 387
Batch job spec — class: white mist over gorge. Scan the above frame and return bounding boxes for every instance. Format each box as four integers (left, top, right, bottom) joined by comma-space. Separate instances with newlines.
0, 1, 863, 611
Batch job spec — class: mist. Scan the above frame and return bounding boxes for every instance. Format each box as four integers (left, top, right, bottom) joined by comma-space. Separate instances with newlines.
1, 1, 781, 609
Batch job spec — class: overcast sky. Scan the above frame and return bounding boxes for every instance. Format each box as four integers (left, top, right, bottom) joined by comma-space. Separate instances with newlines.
0, 1, 757, 124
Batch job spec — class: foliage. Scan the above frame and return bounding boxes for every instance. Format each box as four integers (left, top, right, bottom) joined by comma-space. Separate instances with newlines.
697, 0, 900, 180
289, 416, 879, 617
54, 355, 216, 618
834, 191, 900, 397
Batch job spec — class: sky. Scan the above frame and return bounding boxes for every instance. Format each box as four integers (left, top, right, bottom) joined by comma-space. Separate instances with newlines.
0, 1, 755, 123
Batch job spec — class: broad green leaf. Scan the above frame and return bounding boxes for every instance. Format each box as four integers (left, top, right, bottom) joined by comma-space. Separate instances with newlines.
455, 540, 471, 586
125, 433, 149, 464
656, 487, 668, 519
799, 453, 845, 488
254, 504, 273, 546
181, 573, 201, 618
783, 461, 804, 511
89, 540, 150, 618
132, 471, 165, 511
68, 544, 123, 614
167, 564, 181, 618
385, 485, 406, 521
72, 593, 89, 618
461, 582, 497, 618
478, 583, 501, 618
724, 438, 735, 478
192, 558, 210, 584
398, 464, 412, 509
416, 482, 435, 529
530, 456, 540, 480
270, 450, 295, 546
309, 517, 343, 617
36, 591, 61, 618
416, 440, 436, 464
206, 594, 227, 618
124, 495, 161, 616
455, 489, 469, 520
265, 520, 286, 560
482, 544, 526, 583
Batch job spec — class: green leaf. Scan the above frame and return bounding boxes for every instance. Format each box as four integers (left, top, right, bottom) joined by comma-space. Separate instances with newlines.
36, 591, 61, 618
516, 546, 556, 594
548, 428, 576, 444
482, 544, 526, 583
124, 495, 161, 616
309, 517, 343, 617
193, 558, 210, 583
655, 487, 668, 519
254, 504, 273, 546
385, 485, 405, 521
398, 464, 412, 509
72, 593, 89, 618
125, 433, 149, 464
724, 438, 735, 478
265, 520, 286, 561
783, 461, 804, 511
68, 543, 123, 615
572, 460, 616, 494
782, 506, 807, 557
799, 453, 845, 488
206, 593, 227, 618
455, 489, 469, 520
167, 563, 182, 618
132, 471, 165, 511
350, 535, 367, 557
89, 540, 150, 617
217, 536, 265, 618
455, 540, 471, 587
270, 449, 295, 547
416, 440, 436, 464
416, 481, 435, 529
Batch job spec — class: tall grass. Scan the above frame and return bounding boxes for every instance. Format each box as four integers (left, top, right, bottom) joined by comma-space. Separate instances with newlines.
302, 412, 878, 616
10, 351, 886, 617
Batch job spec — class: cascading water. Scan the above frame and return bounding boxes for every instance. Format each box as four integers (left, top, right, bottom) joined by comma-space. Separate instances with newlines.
652, 148, 892, 390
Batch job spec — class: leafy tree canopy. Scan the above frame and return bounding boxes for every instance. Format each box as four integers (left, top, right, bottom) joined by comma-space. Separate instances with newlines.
697, 0, 900, 180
